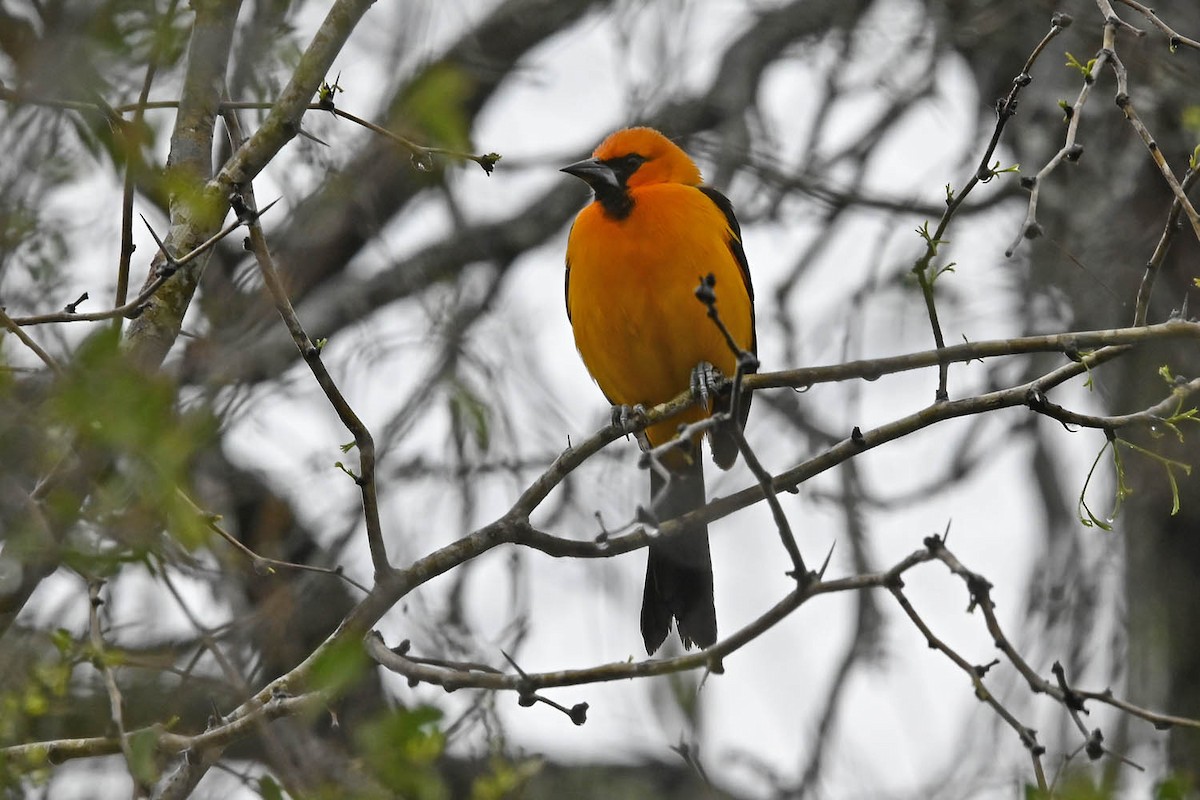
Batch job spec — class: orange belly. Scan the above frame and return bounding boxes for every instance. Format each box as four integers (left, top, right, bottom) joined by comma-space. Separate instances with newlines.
566, 183, 754, 451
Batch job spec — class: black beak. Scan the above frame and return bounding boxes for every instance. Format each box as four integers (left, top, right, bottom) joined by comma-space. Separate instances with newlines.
560, 157, 620, 191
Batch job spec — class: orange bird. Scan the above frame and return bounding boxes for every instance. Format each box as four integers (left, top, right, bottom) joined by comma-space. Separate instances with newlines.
562, 127, 756, 653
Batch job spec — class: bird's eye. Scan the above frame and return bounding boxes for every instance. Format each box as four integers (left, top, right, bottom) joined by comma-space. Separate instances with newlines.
620, 154, 646, 172
604, 153, 647, 182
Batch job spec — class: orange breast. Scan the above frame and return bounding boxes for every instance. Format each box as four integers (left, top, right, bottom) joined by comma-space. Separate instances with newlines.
566, 183, 754, 450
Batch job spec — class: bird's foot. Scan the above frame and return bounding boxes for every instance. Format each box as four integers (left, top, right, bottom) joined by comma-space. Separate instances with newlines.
690, 361, 725, 409
611, 403, 648, 433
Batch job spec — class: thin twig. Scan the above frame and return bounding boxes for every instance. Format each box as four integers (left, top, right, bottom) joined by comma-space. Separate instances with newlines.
10, 210, 261, 327
218, 97, 390, 580
1108, 52, 1200, 242
1025, 376, 1200, 431
912, 13, 1071, 400
176, 488, 370, 593
887, 581, 1049, 789
0, 306, 63, 373
1112, 0, 1200, 50
240, 191, 391, 579
113, 0, 181, 333
1133, 167, 1200, 325
1007, 20, 1115, 257
87, 580, 146, 796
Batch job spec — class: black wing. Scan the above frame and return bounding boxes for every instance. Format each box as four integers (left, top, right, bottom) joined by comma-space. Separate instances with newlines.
564, 254, 572, 323
699, 186, 756, 351
698, 186, 757, 470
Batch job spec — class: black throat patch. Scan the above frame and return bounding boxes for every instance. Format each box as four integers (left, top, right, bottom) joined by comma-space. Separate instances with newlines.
594, 153, 646, 220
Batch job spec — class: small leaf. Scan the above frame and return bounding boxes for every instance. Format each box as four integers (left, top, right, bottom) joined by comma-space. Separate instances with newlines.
393, 62, 474, 153
355, 706, 448, 797
309, 638, 369, 697
258, 775, 286, 800
127, 728, 161, 787
50, 629, 74, 657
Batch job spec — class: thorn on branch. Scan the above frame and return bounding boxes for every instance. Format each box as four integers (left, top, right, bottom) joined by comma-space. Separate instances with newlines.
974, 658, 1001, 678
64, 292, 89, 313
141, 215, 179, 275
501, 648, 531, 680
817, 541, 836, 580
298, 126, 330, 147
205, 697, 226, 730
502, 650, 587, 724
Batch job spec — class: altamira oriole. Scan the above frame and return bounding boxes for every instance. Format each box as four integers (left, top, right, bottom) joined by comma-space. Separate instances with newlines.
562, 127, 756, 653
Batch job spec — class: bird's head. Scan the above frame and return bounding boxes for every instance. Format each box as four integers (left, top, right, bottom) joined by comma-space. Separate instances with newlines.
561, 127, 702, 197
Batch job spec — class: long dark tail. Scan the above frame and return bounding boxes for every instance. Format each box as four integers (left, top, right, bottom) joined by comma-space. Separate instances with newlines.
641, 457, 717, 653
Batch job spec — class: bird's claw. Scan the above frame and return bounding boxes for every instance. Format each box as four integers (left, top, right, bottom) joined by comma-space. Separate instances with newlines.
690, 361, 723, 409
611, 403, 648, 432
